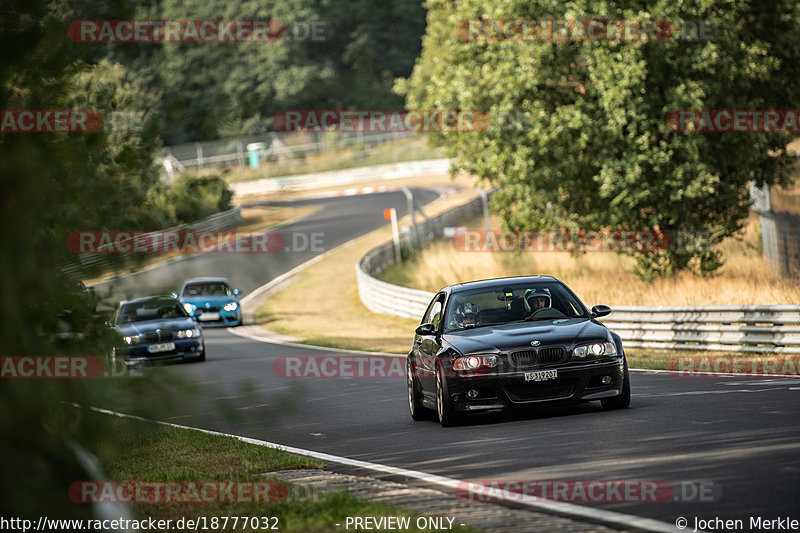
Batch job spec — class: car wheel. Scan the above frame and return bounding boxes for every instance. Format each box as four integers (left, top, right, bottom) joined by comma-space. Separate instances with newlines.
407, 360, 427, 421
602, 359, 630, 410
436, 363, 460, 427
196, 342, 206, 362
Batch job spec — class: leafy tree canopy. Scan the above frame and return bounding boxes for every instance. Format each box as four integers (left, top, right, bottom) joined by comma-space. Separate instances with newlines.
398, 0, 800, 278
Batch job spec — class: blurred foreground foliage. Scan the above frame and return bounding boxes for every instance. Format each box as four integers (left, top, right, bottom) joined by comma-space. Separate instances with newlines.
399, 0, 800, 278
0, 0, 228, 520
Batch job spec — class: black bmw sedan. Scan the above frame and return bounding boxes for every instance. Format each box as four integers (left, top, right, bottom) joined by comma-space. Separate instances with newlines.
407, 276, 629, 426
110, 296, 205, 365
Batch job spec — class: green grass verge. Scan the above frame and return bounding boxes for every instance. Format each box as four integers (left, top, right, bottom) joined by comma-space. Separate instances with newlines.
83, 411, 481, 533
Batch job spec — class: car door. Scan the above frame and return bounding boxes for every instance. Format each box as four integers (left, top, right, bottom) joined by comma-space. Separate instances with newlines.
414, 293, 445, 396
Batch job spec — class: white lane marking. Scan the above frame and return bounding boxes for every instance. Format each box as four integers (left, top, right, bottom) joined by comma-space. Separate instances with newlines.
230, 325, 404, 357
650, 387, 784, 397
631, 368, 800, 379
85, 405, 679, 533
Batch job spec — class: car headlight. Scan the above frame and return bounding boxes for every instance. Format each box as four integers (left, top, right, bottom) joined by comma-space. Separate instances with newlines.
123, 335, 141, 345
453, 354, 499, 371
183, 303, 195, 314
177, 328, 201, 339
223, 302, 238, 311
573, 341, 616, 359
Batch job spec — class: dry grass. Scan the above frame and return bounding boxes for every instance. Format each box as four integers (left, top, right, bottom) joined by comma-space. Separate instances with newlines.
380, 213, 800, 307
771, 168, 800, 214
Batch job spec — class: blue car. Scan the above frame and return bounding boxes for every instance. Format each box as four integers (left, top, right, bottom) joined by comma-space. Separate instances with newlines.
111, 296, 205, 364
177, 277, 243, 327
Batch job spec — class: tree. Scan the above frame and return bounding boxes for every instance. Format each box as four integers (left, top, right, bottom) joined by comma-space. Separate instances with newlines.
398, 0, 800, 278
104, 0, 427, 143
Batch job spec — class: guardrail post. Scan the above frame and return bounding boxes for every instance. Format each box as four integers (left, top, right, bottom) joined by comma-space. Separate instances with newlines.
401, 185, 419, 250
477, 187, 490, 231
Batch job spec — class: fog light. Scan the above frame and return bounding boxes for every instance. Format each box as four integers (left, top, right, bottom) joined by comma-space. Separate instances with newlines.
467, 389, 479, 399
601, 376, 612, 385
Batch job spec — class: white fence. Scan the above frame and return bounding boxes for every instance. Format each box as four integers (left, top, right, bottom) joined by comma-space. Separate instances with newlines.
231, 158, 450, 197
356, 198, 800, 354
166, 131, 417, 170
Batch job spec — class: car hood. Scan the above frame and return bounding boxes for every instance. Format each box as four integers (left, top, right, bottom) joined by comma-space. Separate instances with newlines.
180, 295, 238, 307
115, 317, 197, 336
442, 318, 609, 354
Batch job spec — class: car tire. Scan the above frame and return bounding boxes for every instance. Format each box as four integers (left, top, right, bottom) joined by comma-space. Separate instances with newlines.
196, 342, 206, 362
436, 363, 461, 427
407, 359, 427, 421
602, 359, 630, 410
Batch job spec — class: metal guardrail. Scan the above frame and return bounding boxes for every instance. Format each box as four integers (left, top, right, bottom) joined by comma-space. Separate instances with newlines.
356, 195, 487, 320
62, 207, 243, 277
356, 198, 800, 353
601, 306, 800, 354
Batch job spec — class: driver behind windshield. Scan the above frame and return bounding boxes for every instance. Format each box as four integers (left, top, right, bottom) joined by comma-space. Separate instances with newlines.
524, 289, 551, 316
455, 301, 480, 328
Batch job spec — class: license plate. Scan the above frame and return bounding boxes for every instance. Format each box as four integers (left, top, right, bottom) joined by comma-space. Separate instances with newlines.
199, 312, 220, 321
148, 342, 175, 353
525, 369, 558, 382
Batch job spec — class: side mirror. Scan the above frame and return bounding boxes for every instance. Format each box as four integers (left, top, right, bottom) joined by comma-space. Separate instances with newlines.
170, 292, 178, 299
591, 305, 612, 318
415, 323, 436, 336
104, 320, 114, 328
233, 288, 242, 296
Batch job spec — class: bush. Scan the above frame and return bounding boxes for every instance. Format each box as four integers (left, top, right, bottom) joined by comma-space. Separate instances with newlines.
147, 172, 233, 226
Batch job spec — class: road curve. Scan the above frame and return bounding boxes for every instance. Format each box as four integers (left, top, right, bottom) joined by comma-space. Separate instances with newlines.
98, 187, 800, 529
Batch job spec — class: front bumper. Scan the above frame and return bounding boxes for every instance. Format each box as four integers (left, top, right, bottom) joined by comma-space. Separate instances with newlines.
118, 338, 204, 365
446, 358, 626, 413
195, 309, 241, 326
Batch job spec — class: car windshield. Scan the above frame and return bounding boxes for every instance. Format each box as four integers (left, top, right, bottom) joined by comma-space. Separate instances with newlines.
115, 299, 188, 324
182, 282, 232, 297
443, 281, 588, 333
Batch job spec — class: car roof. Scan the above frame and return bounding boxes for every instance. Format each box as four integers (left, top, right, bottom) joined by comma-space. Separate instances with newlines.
182, 277, 231, 285
117, 295, 178, 306
442, 275, 560, 294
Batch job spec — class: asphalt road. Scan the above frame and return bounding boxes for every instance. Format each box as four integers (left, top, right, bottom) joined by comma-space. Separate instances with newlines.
92, 186, 442, 302
98, 188, 800, 531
